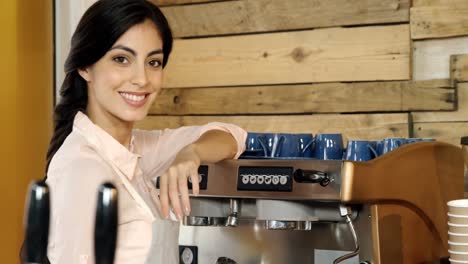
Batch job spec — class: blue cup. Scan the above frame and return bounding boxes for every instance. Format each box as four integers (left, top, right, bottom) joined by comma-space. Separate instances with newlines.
273, 133, 314, 158
345, 140, 378, 161
257, 133, 280, 157
407, 138, 436, 144
421, 138, 436, 142
297, 134, 314, 158
406, 138, 423, 144
312, 134, 343, 160
244, 132, 268, 156
369, 141, 378, 152
382, 138, 406, 154
375, 140, 384, 156
270, 133, 292, 157
271, 133, 295, 157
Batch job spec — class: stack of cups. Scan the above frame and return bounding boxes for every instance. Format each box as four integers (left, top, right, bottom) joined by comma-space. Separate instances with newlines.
448, 199, 468, 263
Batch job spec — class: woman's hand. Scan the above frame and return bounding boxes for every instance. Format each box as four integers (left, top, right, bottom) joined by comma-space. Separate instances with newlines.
158, 144, 200, 220
158, 130, 239, 220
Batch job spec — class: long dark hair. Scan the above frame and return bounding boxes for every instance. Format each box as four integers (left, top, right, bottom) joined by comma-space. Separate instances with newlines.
21, 1, 172, 263
45, 0, 173, 174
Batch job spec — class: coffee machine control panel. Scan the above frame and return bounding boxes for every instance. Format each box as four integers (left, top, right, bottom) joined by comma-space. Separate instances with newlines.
237, 166, 293, 192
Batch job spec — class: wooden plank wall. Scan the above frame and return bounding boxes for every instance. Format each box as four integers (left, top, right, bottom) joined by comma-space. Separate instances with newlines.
138, 0, 468, 146
410, 0, 468, 146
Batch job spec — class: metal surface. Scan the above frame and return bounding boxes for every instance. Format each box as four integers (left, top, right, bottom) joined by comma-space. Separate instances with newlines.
187, 197, 360, 222
256, 200, 355, 222
265, 220, 298, 230
225, 199, 239, 227
188, 159, 342, 200
333, 213, 360, 263
179, 205, 374, 264
177, 158, 371, 263
178, 143, 463, 263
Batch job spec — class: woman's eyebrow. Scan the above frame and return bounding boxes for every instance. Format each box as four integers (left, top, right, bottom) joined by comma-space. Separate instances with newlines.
147, 49, 163, 57
110, 45, 136, 56
109, 45, 163, 57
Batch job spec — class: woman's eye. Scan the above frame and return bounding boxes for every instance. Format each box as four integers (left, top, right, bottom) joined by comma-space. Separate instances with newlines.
149, 59, 162, 68
113, 56, 129, 64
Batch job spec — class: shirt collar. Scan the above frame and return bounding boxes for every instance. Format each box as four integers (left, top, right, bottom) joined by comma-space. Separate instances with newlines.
73, 111, 141, 180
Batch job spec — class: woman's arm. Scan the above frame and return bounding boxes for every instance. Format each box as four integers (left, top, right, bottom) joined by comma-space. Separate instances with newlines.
158, 129, 245, 221
192, 130, 238, 162
134, 123, 247, 175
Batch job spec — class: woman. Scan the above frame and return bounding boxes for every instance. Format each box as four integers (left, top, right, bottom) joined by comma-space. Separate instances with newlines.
44, 0, 246, 263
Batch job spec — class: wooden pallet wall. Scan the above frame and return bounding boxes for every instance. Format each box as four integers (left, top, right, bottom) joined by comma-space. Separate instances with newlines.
411, 0, 468, 39
160, 0, 410, 37
137, 0, 468, 146
163, 25, 410, 87
413, 56, 468, 145
410, 0, 468, 146
149, 79, 453, 115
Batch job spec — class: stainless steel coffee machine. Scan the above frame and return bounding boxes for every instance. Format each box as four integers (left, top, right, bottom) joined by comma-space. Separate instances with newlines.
175, 142, 463, 264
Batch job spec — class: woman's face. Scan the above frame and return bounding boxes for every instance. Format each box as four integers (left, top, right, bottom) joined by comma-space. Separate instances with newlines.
79, 19, 164, 124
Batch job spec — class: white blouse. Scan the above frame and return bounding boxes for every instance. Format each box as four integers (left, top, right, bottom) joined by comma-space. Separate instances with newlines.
46, 112, 247, 263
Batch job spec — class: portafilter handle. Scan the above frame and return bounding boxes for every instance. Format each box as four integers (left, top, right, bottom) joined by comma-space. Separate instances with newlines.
24, 180, 50, 264
94, 183, 118, 264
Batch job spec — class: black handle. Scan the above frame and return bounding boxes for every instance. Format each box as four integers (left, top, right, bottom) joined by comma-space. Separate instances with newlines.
461, 136, 468, 145
94, 183, 118, 264
216, 257, 238, 264
293, 169, 330, 186
24, 181, 50, 264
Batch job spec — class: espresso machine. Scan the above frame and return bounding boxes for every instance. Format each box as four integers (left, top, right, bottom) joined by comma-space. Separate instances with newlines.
177, 142, 464, 264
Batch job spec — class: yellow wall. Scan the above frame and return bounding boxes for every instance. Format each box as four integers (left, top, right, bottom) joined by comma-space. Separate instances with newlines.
0, 0, 53, 261
0, 0, 20, 259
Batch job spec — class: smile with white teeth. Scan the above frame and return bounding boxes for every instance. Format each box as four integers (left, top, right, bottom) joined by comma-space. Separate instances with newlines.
119, 92, 146, 102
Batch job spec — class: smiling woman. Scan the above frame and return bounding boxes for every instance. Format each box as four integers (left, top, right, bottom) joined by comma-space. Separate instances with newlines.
46, 1, 173, 162
33, 0, 247, 264
77, 19, 166, 143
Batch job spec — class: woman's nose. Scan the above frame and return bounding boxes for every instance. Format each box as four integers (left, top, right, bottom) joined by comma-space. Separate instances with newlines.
131, 65, 148, 87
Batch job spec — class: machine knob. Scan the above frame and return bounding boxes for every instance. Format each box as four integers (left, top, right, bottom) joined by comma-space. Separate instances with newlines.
293, 169, 330, 186
24, 181, 50, 264
216, 257, 237, 264
181, 247, 194, 264
94, 183, 118, 264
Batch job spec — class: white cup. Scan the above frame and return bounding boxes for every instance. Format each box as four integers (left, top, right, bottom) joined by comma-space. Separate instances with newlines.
449, 222, 468, 234
449, 232, 468, 243
449, 241, 468, 252
449, 250, 468, 261
449, 213, 468, 225
450, 258, 468, 263
449, 200, 468, 215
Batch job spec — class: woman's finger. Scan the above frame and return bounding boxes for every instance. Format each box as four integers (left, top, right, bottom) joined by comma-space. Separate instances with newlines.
189, 165, 200, 196
168, 167, 183, 220
178, 169, 190, 216
158, 173, 170, 219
